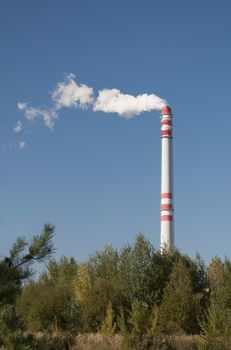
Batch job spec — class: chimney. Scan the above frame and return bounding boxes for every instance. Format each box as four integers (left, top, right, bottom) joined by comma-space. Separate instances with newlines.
160, 106, 174, 249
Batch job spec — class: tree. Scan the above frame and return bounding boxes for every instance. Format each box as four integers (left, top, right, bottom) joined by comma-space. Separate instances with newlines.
123, 299, 152, 350
118, 234, 155, 311
75, 245, 119, 331
144, 247, 181, 307
0, 224, 55, 348
0, 224, 54, 306
207, 256, 224, 293
16, 257, 81, 334
157, 258, 203, 335
200, 258, 231, 349
128, 299, 149, 338
101, 301, 117, 336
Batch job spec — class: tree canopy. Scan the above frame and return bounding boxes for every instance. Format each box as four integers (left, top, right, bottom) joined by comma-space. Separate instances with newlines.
1, 229, 231, 349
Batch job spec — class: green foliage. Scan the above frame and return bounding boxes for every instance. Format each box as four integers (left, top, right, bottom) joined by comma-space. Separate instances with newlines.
0, 260, 24, 307
157, 258, 203, 335
0, 224, 54, 307
5, 228, 231, 348
16, 257, 81, 334
117, 308, 128, 336
0, 304, 26, 349
199, 258, 231, 349
75, 245, 119, 331
199, 304, 226, 350
28, 224, 54, 262
120, 300, 153, 350
35, 333, 75, 350
74, 234, 165, 333
101, 302, 117, 336
207, 256, 224, 294
147, 307, 158, 337
128, 299, 149, 337
118, 234, 177, 310
74, 233, 208, 338
0, 324, 73, 350
0, 225, 55, 348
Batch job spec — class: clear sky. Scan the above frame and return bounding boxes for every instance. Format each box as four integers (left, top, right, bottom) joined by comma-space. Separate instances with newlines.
0, 0, 230, 264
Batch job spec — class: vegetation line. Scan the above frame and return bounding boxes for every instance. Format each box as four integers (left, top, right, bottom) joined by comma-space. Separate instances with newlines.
0, 225, 229, 349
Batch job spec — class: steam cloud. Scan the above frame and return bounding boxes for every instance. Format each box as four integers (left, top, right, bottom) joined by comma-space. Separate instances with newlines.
16, 74, 94, 133
13, 120, 23, 133
94, 88, 166, 117
17, 102, 58, 129
19, 141, 27, 150
16, 73, 166, 140
52, 73, 94, 109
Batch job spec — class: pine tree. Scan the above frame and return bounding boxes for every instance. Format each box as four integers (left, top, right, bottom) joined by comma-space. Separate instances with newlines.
0, 224, 55, 348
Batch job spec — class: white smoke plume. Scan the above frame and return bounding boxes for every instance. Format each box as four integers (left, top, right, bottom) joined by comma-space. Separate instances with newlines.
52, 73, 94, 109
13, 120, 23, 133
94, 88, 166, 117
17, 74, 94, 131
17, 73, 167, 140
19, 141, 27, 150
17, 102, 58, 129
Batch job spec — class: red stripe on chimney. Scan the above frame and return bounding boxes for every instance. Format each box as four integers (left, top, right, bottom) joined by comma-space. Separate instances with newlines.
161, 106, 172, 115
161, 215, 173, 221
161, 193, 172, 199
161, 120, 172, 126
161, 204, 172, 210
162, 130, 172, 136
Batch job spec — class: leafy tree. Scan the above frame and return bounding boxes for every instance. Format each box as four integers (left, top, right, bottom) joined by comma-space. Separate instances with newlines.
144, 247, 181, 307
147, 306, 159, 338
157, 258, 203, 335
199, 302, 227, 350
200, 258, 231, 349
128, 299, 149, 337
74, 233, 208, 336
117, 244, 133, 311
101, 301, 117, 336
124, 300, 152, 350
117, 307, 128, 336
0, 304, 28, 350
119, 237, 190, 312
16, 257, 81, 334
75, 245, 119, 331
118, 234, 156, 311
207, 256, 224, 293
129, 234, 153, 301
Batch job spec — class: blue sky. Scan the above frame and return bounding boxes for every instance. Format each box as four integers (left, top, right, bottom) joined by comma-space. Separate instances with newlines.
0, 0, 230, 264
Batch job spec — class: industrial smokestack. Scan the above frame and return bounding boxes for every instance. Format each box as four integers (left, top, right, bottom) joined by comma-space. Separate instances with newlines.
160, 106, 174, 249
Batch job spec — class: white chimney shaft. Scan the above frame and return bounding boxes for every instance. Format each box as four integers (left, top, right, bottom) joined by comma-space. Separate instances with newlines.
160, 106, 174, 249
